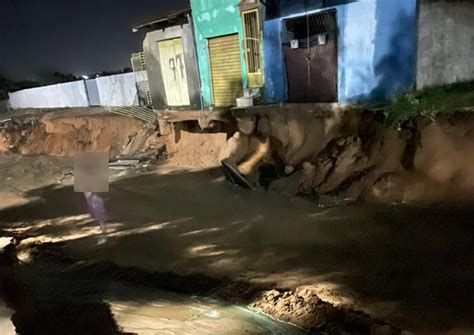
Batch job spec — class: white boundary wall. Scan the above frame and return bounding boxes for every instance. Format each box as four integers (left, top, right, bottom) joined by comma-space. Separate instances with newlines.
96, 72, 139, 107
8, 81, 89, 109
7, 72, 142, 109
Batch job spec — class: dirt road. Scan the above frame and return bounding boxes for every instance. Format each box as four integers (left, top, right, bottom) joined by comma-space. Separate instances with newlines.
0, 155, 472, 334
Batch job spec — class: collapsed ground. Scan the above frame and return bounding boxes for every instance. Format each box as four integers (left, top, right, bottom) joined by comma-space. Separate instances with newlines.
0, 102, 473, 334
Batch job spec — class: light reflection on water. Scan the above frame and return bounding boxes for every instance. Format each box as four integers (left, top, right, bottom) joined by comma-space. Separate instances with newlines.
104, 282, 305, 334
3, 258, 305, 334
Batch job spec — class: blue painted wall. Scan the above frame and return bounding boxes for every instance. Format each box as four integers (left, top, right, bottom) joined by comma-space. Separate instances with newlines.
262, 0, 417, 103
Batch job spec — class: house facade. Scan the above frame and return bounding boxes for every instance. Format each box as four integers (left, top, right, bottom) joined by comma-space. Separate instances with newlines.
190, 0, 250, 108
189, 0, 418, 107
137, 0, 470, 110
262, 0, 418, 104
133, 9, 202, 110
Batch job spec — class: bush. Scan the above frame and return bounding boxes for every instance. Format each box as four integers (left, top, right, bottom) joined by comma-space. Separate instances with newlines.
384, 81, 474, 128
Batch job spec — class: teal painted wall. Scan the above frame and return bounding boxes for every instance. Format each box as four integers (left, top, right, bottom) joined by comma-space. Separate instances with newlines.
190, 0, 247, 107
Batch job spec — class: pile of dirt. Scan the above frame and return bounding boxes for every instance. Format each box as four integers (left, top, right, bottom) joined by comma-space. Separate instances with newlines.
250, 287, 403, 335
166, 129, 228, 169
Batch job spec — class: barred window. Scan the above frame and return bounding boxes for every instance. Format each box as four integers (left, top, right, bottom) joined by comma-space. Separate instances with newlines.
242, 9, 261, 74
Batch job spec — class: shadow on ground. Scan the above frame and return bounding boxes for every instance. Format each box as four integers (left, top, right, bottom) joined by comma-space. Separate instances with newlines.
0, 167, 473, 333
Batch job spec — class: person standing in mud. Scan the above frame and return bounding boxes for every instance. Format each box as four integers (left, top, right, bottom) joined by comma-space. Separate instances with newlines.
83, 192, 108, 245
74, 152, 110, 245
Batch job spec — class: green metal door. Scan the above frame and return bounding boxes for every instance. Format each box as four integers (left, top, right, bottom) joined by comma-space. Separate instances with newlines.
158, 38, 190, 106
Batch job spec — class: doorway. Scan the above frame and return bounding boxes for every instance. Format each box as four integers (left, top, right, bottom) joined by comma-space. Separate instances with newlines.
158, 38, 190, 106
283, 10, 338, 102
208, 34, 243, 107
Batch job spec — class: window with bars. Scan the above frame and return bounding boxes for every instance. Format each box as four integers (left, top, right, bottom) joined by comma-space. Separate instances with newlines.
242, 9, 264, 87
284, 11, 337, 48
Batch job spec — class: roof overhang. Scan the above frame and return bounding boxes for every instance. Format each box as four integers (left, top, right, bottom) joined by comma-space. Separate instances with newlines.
132, 8, 191, 33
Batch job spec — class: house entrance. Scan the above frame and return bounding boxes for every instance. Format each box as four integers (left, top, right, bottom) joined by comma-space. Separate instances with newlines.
283, 10, 338, 102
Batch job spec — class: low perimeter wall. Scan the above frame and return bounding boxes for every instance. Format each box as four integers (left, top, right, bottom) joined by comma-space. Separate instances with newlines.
96, 72, 139, 107
8, 72, 141, 109
8, 81, 89, 109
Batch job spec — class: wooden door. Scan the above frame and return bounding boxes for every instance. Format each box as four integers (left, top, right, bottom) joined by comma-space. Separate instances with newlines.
284, 11, 338, 102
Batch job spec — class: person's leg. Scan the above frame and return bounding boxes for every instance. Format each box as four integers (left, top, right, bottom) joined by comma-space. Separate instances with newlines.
97, 220, 107, 235
96, 220, 107, 245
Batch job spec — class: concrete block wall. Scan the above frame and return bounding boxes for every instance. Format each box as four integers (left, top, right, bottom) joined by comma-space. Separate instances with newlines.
416, 0, 474, 89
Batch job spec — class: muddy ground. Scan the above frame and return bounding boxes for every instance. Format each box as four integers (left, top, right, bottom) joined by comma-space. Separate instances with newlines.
0, 155, 472, 334
0, 107, 473, 334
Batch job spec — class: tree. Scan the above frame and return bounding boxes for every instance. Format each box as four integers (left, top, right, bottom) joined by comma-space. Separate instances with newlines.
0, 75, 14, 100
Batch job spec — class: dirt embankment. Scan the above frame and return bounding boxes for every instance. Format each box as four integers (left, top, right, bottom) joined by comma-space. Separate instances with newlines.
0, 109, 161, 158
218, 107, 474, 206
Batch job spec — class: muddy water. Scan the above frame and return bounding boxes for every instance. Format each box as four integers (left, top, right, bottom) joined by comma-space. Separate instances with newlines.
107, 285, 304, 334
0, 245, 304, 335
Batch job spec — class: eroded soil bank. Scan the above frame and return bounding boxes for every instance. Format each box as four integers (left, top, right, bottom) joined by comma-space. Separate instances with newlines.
0, 108, 162, 158
2, 106, 473, 207
219, 106, 474, 206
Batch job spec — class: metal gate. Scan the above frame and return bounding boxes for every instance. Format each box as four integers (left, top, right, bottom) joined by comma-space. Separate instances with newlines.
158, 38, 190, 106
283, 10, 338, 102
209, 34, 243, 107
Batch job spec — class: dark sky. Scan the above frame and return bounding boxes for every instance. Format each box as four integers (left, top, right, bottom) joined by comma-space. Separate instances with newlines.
0, 0, 187, 81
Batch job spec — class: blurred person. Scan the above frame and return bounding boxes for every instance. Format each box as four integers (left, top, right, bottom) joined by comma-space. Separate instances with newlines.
74, 152, 110, 245
83, 192, 108, 245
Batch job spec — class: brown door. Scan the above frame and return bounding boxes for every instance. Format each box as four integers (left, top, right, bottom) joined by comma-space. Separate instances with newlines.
283, 46, 308, 102
284, 10, 338, 103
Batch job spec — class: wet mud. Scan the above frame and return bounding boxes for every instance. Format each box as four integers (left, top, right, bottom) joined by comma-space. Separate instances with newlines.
0, 241, 304, 334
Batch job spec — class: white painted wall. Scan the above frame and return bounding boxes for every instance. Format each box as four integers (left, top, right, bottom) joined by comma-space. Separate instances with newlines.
8, 81, 89, 109
7, 73, 142, 109
96, 72, 139, 107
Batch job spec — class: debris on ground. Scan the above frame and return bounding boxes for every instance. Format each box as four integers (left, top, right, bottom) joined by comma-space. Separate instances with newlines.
250, 287, 402, 334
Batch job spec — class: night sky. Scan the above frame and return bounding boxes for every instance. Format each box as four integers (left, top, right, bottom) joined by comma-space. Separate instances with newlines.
0, 0, 187, 81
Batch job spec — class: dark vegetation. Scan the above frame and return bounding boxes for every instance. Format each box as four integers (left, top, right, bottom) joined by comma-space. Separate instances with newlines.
384, 81, 474, 128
